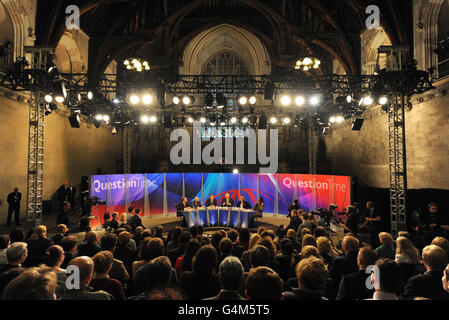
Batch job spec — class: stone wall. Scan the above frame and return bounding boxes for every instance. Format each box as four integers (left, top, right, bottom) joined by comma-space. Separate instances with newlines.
0, 93, 122, 223
323, 78, 449, 190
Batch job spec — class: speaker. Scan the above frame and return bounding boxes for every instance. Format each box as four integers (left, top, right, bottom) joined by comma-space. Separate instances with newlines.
68, 113, 81, 128
264, 82, 274, 100
352, 118, 364, 131
258, 115, 267, 129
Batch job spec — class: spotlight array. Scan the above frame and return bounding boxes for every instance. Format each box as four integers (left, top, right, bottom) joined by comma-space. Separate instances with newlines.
279, 94, 320, 107
123, 58, 150, 72
128, 92, 155, 106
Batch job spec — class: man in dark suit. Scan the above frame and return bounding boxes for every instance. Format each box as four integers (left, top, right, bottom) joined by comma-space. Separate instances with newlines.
77, 231, 101, 257
52, 224, 68, 246
128, 208, 143, 231
401, 245, 449, 300
175, 197, 191, 216
205, 194, 217, 207
287, 200, 300, 218
57, 182, 69, 210
337, 246, 377, 300
67, 183, 75, 208
167, 231, 191, 267
328, 235, 360, 299
362, 201, 382, 248
204, 256, 246, 300
221, 193, 234, 207
7, 188, 21, 226
236, 196, 251, 209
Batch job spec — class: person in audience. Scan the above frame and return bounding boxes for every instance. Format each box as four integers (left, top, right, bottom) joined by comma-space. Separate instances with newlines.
274, 238, 295, 282
91, 251, 126, 300
300, 245, 322, 260
2, 267, 57, 300
245, 266, 283, 300
44, 245, 67, 299
61, 256, 112, 300
401, 245, 449, 300
119, 212, 128, 227
236, 196, 251, 209
284, 257, 328, 300
375, 232, 395, 259
205, 194, 217, 208
221, 193, 234, 207
287, 229, 301, 252
288, 200, 300, 217
103, 212, 112, 230
249, 245, 270, 269
395, 236, 420, 265
196, 225, 204, 242
109, 212, 119, 230
204, 256, 246, 300
168, 231, 191, 267
236, 228, 250, 251
211, 232, 225, 253
443, 264, 449, 293
9, 228, 24, 243
217, 237, 233, 269
337, 246, 378, 300
227, 229, 238, 243
175, 238, 200, 279
313, 226, 327, 239
128, 208, 143, 231
282, 210, 301, 237
0, 242, 28, 296
189, 226, 199, 239
77, 231, 101, 258
258, 238, 280, 273
297, 213, 312, 235
60, 236, 77, 269
240, 234, 261, 271
181, 245, 220, 300
0, 235, 9, 265
361, 201, 382, 248
152, 225, 164, 240
100, 233, 129, 285
166, 226, 182, 252
302, 234, 317, 248
328, 235, 359, 298
26, 225, 54, 259
431, 237, 449, 258
420, 202, 449, 244
113, 231, 136, 275
257, 227, 266, 236
316, 237, 334, 267
146, 287, 184, 300
368, 258, 402, 300
299, 228, 312, 248
52, 224, 68, 246
134, 226, 144, 248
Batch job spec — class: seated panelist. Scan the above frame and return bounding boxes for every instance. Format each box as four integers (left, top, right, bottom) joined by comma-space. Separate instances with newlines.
192, 197, 203, 209
236, 196, 251, 210
205, 194, 217, 208
175, 197, 192, 217
221, 193, 234, 207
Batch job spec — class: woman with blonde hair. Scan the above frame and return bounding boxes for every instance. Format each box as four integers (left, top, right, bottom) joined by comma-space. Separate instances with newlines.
26, 225, 54, 259
119, 212, 127, 227
395, 236, 420, 264
375, 232, 395, 259
316, 236, 333, 267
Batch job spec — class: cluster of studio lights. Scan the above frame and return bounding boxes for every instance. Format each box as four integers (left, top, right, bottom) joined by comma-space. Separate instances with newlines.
128, 92, 155, 105
123, 58, 150, 72
295, 57, 321, 71
140, 114, 158, 124
279, 94, 320, 107
173, 95, 195, 106
95, 114, 110, 123
238, 95, 257, 106
359, 95, 389, 106
329, 115, 345, 124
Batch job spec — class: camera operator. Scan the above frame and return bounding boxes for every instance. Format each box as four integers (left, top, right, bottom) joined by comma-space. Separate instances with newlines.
417, 202, 449, 243
338, 205, 360, 235
360, 201, 382, 247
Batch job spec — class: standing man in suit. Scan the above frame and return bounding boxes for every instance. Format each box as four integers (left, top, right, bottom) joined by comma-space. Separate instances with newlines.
221, 193, 234, 207
57, 182, 69, 210
362, 201, 382, 248
67, 183, 76, 208
7, 188, 21, 226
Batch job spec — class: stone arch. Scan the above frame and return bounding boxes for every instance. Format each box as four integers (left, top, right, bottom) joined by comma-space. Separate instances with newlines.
360, 27, 392, 75
0, 0, 35, 59
179, 23, 271, 75
414, 0, 446, 71
53, 31, 86, 74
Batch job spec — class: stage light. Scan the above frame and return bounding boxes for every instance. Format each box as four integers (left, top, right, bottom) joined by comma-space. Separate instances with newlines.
379, 96, 388, 105
242, 117, 248, 124
270, 117, 277, 124
219, 119, 226, 126
95, 114, 104, 121
210, 121, 216, 127
173, 96, 180, 105
281, 95, 291, 106
124, 57, 150, 72
295, 57, 321, 71
282, 117, 291, 125
329, 116, 336, 123
200, 117, 206, 124
216, 93, 226, 108
103, 115, 110, 123
142, 94, 153, 105
129, 95, 140, 105
239, 96, 248, 106
363, 96, 373, 106
87, 91, 93, 100
182, 96, 191, 105
141, 115, 150, 124
113, 98, 120, 104
230, 117, 237, 124
188, 117, 194, 123
232, 169, 239, 174
295, 96, 305, 106
346, 95, 353, 103
44, 95, 53, 103
150, 116, 157, 123
249, 96, 257, 105
310, 96, 320, 106
54, 96, 64, 103
336, 116, 344, 123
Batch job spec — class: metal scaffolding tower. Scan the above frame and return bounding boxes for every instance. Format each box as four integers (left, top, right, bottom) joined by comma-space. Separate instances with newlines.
25, 46, 54, 227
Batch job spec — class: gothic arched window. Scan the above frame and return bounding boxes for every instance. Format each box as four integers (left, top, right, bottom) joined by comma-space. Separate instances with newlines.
202, 51, 248, 75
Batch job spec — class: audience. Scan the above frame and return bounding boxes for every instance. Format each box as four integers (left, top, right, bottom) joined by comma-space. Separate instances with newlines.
9, 228, 24, 244
205, 256, 246, 300
113, 231, 136, 275
316, 237, 334, 267
401, 245, 449, 300
369, 258, 403, 300
60, 256, 112, 300
60, 236, 77, 269
2, 267, 57, 300
431, 237, 449, 258
376, 232, 395, 259
26, 225, 54, 259
175, 238, 200, 279
52, 224, 68, 246
77, 231, 101, 258
0, 242, 28, 296
395, 236, 420, 265
0, 235, 8, 265
100, 233, 129, 285
43, 245, 67, 298
167, 231, 191, 266
245, 266, 283, 300
91, 251, 126, 300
